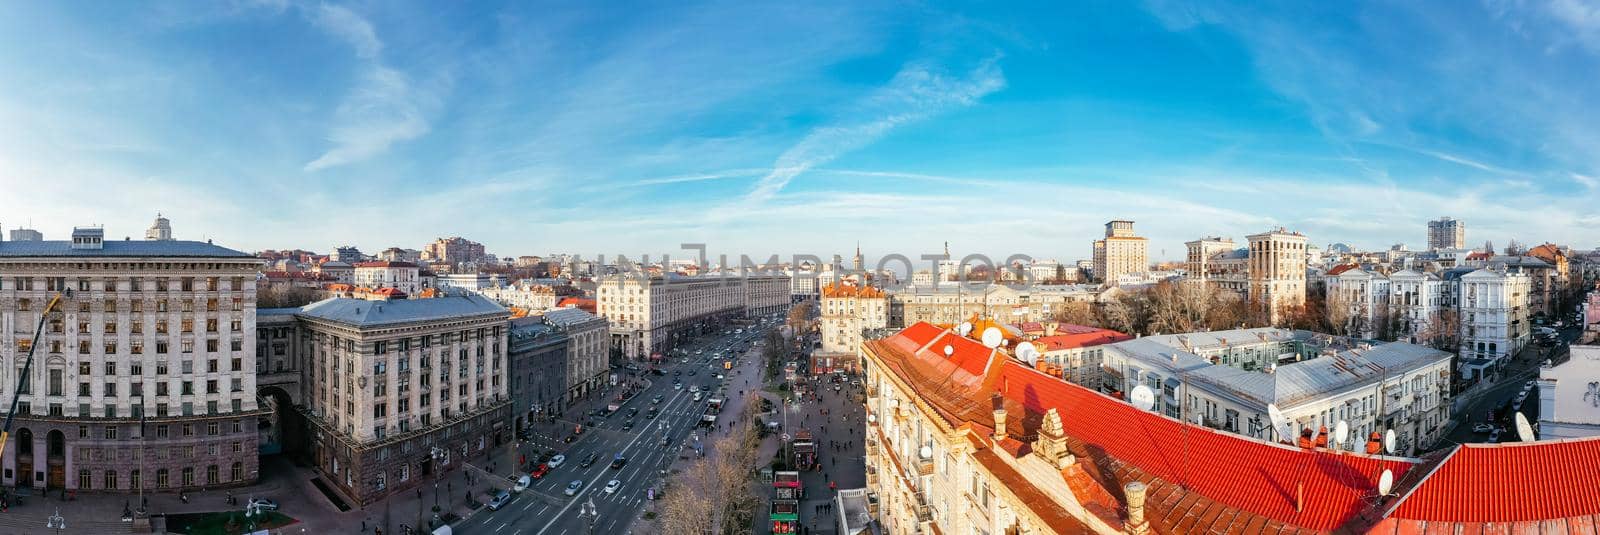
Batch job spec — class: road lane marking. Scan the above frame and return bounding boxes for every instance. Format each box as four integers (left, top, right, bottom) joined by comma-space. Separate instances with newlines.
535, 387, 691, 535
497, 523, 508, 532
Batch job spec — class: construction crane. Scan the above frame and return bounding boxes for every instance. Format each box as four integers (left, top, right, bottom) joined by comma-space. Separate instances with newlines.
0, 293, 64, 459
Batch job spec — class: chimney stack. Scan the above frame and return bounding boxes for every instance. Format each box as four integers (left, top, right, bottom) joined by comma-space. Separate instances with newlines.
1125, 481, 1150, 535
991, 393, 1007, 441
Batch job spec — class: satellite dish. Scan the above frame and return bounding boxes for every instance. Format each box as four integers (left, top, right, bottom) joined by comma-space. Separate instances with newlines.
1193, 412, 1204, 425
1515, 413, 1535, 442
942, 345, 954, 357
980, 327, 1003, 348
1377, 469, 1394, 496
957, 322, 973, 336
1015, 342, 1039, 365
1333, 420, 1350, 450
1130, 385, 1156, 411
1267, 404, 1289, 440
918, 445, 933, 459
1383, 429, 1397, 454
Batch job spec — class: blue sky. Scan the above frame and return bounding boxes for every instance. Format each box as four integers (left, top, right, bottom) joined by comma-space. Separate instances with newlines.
3, 1, 1599, 263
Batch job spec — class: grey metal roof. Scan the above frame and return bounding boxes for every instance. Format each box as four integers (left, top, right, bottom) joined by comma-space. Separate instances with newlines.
1110, 328, 1451, 409
0, 239, 253, 258
542, 307, 601, 327
297, 295, 507, 327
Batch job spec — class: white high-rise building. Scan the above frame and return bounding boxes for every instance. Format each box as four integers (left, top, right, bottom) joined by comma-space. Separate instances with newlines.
1458, 268, 1530, 369
1326, 268, 1392, 339
1247, 228, 1308, 323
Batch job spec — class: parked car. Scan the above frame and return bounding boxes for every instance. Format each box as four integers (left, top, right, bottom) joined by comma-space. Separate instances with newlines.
548, 454, 566, 468
1472, 423, 1495, 433
247, 498, 279, 511
564, 480, 584, 496
580, 453, 598, 468
513, 475, 531, 493
487, 491, 512, 511
530, 463, 550, 479
604, 479, 622, 494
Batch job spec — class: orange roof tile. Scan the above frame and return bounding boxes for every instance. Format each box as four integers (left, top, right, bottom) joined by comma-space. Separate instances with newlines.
1387, 439, 1600, 523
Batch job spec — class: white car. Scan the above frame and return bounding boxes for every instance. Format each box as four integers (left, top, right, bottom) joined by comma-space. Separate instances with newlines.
548, 454, 566, 468
604, 479, 621, 494
564, 480, 584, 496
1472, 423, 1495, 434
247, 498, 279, 511
513, 475, 531, 493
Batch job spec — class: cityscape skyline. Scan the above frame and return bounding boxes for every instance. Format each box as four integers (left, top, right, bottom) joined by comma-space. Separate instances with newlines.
4, 1, 1600, 256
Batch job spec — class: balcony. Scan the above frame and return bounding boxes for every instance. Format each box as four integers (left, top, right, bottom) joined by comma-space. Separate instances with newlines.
916, 504, 934, 523
916, 458, 934, 476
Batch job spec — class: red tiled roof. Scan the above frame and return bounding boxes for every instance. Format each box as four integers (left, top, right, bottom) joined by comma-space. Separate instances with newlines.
1326, 264, 1359, 276
993, 362, 1409, 532
1033, 329, 1132, 352
1465, 251, 1493, 260
1387, 439, 1600, 523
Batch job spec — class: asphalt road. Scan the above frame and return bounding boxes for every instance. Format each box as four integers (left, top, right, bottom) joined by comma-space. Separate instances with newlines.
458, 324, 774, 535
1442, 320, 1584, 447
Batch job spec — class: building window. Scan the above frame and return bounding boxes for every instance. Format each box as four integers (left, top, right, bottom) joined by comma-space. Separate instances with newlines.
79, 469, 92, 490
156, 469, 169, 489
104, 470, 118, 490
206, 465, 219, 485
181, 467, 194, 487
231, 462, 243, 482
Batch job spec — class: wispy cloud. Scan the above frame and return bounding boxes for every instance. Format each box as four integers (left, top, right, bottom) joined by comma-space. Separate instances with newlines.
302, 4, 436, 171
1573, 172, 1599, 190
311, 4, 382, 59
743, 57, 1007, 204
629, 169, 766, 187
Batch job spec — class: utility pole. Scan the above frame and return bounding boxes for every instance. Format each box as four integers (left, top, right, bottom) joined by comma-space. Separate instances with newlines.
579, 498, 598, 535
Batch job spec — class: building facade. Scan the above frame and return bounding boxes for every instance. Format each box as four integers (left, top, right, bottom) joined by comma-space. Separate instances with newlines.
1246, 228, 1308, 323
0, 228, 265, 494
596, 273, 789, 359
421, 237, 487, 268
479, 282, 561, 312
295, 295, 513, 506
1427, 217, 1466, 251
1184, 237, 1247, 295
1457, 268, 1530, 367
352, 261, 423, 295
508, 317, 568, 430
1091, 220, 1147, 286
819, 283, 889, 355
1537, 342, 1600, 439
541, 308, 609, 403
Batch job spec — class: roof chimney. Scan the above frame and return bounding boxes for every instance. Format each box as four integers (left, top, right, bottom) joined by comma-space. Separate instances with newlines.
991, 393, 1008, 441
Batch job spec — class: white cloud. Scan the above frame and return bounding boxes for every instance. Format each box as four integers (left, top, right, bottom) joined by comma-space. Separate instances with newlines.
743, 57, 1006, 204
1573, 172, 1599, 190
304, 66, 430, 171
311, 4, 382, 59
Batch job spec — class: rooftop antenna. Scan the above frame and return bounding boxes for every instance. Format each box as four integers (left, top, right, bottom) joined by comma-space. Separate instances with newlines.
1333, 420, 1350, 452
1015, 342, 1039, 367
1515, 413, 1535, 442
1267, 403, 1290, 443
1130, 384, 1156, 412
980, 327, 1003, 349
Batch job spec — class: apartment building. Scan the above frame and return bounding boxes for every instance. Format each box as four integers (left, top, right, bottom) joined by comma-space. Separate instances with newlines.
1427, 217, 1466, 251
352, 261, 423, 295
1091, 220, 1147, 285
295, 294, 512, 505
1456, 268, 1530, 374
596, 272, 790, 358
819, 282, 889, 355
1247, 228, 1308, 323
0, 227, 264, 493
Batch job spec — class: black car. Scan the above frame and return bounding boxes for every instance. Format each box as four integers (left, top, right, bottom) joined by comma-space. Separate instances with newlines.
610, 455, 628, 469
580, 453, 599, 468
646, 408, 658, 420
688, 371, 697, 376
538, 451, 555, 463
674, 370, 682, 376
622, 420, 634, 431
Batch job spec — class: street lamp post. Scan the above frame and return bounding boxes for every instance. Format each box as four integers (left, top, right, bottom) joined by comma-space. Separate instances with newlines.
579, 498, 598, 535
46, 507, 65, 534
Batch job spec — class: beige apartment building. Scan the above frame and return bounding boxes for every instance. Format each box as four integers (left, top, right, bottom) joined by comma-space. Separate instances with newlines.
596, 272, 790, 358
1247, 228, 1308, 323
819, 282, 889, 355
1092, 220, 1147, 286
0, 227, 265, 494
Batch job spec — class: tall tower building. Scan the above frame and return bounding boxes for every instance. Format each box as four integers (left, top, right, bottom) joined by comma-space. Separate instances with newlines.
852, 243, 865, 273
1427, 217, 1465, 250
1247, 228, 1308, 323
1092, 220, 1148, 285
145, 213, 173, 241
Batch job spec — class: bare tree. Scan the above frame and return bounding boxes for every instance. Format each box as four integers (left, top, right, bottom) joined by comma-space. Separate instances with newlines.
1419, 309, 1461, 352
1051, 301, 1100, 327
1324, 290, 1356, 337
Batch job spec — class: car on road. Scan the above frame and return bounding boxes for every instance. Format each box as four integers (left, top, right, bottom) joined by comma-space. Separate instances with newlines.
623, 420, 635, 431
580, 453, 598, 468
611, 454, 628, 469
539, 450, 555, 462
247, 498, 279, 511
1512, 399, 1524, 411
674, 383, 683, 390
1526, 380, 1537, 390
548, 454, 566, 468
513, 475, 531, 493
688, 371, 697, 376
646, 408, 658, 419
652, 395, 663, 404
1472, 423, 1496, 433
487, 490, 513, 511
674, 370, 681, 376
564, 480, 584, 496
531, 463, 550, 479
1487, 429, 1502, 443
604, 479, 621, 494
